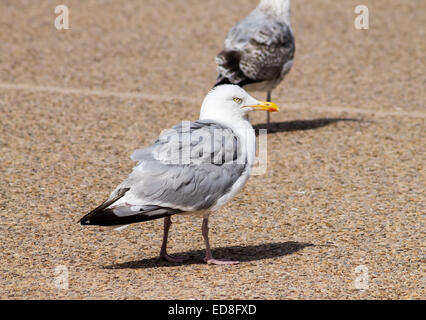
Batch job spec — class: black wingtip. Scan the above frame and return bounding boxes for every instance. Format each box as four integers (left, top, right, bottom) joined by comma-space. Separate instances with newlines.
214, 75, 261, 89
78, 217, 91, 225
78, 188, 183, 227
214, 76, 232, 87
78, 188, 130, 226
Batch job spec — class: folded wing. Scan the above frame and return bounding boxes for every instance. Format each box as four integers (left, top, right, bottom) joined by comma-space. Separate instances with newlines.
79, 120, 247, 226
216, 11, 295, 87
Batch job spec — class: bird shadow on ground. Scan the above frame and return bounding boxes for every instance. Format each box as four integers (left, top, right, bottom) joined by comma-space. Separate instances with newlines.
103, 241, 314, 269
253, 117, 363, 135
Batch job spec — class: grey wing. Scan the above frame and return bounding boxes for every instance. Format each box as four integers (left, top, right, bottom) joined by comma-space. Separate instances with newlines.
110, 120, 247, 214
216, 11, 295, 85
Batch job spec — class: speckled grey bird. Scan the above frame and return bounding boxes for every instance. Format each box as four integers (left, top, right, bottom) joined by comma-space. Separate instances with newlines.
215, 0, 295, 128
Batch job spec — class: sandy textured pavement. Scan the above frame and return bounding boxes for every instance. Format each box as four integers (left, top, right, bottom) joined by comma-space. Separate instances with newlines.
0, 0, 424, 299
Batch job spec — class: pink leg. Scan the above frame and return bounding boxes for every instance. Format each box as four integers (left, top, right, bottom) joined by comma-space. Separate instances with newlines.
202, 218, 239, 265
160, 217, 188, 263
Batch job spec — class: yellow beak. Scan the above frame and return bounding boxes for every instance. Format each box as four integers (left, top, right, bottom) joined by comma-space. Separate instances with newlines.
249, 101, 279, 112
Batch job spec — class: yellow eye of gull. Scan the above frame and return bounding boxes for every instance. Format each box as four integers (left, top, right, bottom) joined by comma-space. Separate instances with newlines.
233, 97, 242, 103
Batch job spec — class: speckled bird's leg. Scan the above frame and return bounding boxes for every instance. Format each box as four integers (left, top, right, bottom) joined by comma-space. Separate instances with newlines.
266, 91, 272, 131
202, 217, 239, 265
160, 216, 188, 263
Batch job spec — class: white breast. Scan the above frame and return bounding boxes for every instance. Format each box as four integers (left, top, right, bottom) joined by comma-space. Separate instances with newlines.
209, 120, 256, 212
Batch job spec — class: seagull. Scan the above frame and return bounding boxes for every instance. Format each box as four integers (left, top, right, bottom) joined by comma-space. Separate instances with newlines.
215, 0, 295, 128
79, 85, 278, 265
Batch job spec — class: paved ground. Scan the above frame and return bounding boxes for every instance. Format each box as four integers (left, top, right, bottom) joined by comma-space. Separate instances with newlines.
0, 0, 424, 299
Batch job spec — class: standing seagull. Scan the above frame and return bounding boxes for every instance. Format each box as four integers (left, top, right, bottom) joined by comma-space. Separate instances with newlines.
215, 0, 295, 128
79, 85, 278, 265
